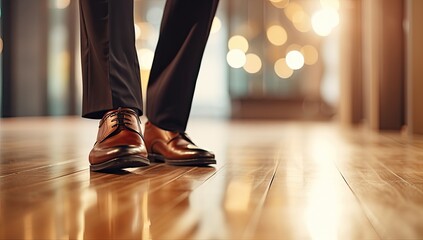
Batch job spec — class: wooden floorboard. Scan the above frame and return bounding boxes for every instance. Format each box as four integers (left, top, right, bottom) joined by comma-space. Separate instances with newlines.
2, 117, 423, 239
149, 157, 279, 239
0, 117, 94, 176
335, 130, 423, 239
253, 125, 380, 240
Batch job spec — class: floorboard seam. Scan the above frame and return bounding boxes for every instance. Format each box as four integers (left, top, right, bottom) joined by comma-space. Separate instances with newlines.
242, 158, 280, 240
336, 163, 383, 240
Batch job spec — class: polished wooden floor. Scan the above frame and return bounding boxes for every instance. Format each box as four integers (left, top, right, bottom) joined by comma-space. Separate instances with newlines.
1, 117, 423, 239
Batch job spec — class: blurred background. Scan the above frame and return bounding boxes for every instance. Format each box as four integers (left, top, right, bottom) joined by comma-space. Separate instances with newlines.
1, 0, 423, 134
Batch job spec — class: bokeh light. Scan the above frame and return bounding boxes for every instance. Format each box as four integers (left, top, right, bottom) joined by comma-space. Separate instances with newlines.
284, 2, 304, 22
134, 24, 141, 40
211, 17, 222, 34
320, 0, 340, 10
275, 58, 294, 79
267, 25, 288, 46
311, 8, 339, 36
137, 22, 155, 40
301, 45, 319, 65
227, 49, 247, 68
292, 10, 312, 32
55, 0, 70, 9
243, 53, 262, 74
286, 50, 305, 70
286, 44, 302, 53
269, 0, 290, 9
228, 35, 249, 53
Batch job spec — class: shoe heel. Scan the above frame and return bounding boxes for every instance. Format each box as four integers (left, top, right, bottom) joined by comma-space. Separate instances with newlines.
148, 153, 165, 163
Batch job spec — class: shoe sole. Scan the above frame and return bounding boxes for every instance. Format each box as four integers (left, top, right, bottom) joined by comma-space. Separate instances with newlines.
90, 155, 150, 172
148, 153, 216, 166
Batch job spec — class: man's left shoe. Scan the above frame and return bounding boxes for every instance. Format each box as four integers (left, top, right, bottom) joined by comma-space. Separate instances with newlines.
144, 121, 216, 166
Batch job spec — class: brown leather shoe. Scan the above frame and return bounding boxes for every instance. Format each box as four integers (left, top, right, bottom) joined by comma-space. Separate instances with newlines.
144, 122, 216, 166
89, 108, 149, 171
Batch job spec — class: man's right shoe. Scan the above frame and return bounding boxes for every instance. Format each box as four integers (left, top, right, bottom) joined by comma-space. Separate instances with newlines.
143, 121, 216, 166
89, 108, 149, 172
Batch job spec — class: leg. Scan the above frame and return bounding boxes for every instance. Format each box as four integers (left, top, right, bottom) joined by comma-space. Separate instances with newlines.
146, 0, 220, 132
79, 0, 148, 171
79, 0, 143, 119
144, 0, 219, 166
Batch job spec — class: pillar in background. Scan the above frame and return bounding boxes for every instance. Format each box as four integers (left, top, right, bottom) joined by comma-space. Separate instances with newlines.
406, 0, 423, 134
339, 0, 363, 126
362, 0, 405, 130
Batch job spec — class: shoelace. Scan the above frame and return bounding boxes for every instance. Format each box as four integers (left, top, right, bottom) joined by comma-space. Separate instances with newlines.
99, 108, 135, 129
110, 110, 133, 129
96, 108, 141, 143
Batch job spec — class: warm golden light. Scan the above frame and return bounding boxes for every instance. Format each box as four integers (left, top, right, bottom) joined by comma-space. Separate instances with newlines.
305, 176, 339, 240
55, 0, 70, 9
141, 190, 152, 240
137, 49, 154, 70
286, 44, 302, 53
311, 9, 339, 36
286, 50, 305, 70
211, 17, 222, 34
228, 35, 249, 53
227, 49, 246, 68
301, 45, 319, 65
137, 22, 155, 40
269, 0, 289, 9
243, 53, 262, 74
266, 25, 288, 46
275, 58, 293, 79
292, 11, 312, 33
225, 179, 252, 212
0, 38, 3, 54
320, 0, 339, 10
284, 2, 303, 22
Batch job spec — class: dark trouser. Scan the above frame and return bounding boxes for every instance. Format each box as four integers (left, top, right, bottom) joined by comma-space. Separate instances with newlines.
79, 0, 219, 132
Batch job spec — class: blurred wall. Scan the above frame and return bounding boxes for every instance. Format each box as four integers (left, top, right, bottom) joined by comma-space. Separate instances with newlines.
1, 0, 78, 117
2, 0, 49, 117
